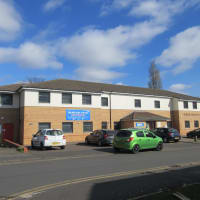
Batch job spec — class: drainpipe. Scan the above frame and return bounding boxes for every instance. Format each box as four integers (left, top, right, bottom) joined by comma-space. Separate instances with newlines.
18, 91, 21, 144
109, 92, 112, 129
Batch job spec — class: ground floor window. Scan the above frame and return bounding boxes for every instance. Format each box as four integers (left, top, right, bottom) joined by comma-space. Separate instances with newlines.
62, 122, 73, 133
102, 122, 107, 129
83, 122, 93, 132
185, 121, 190, 128
194, 120, 199, 128
38, 123, 51, 130
114, 122, 120, 130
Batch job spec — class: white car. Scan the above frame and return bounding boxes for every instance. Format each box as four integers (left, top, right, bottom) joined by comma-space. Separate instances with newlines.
31, 129, 66, 150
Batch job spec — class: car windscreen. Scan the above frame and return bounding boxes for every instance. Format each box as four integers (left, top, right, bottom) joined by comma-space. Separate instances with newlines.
104, 130, 116, 136
116, 130, 132, 137
46, 130, 63, 136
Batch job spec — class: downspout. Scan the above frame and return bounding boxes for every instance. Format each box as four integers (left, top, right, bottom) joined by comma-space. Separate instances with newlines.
109, 92, 112, 129
18, 91, 21, 144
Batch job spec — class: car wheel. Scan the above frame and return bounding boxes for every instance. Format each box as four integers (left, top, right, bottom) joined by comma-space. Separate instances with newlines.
163, 138, 168, 143
31, 141, 35, 149
85, 138, 89, 145
132, 144, 140, 154
156, 142, 163, 151
40, 143, 45, 150
113, 147, 120, 153
98, 140, 102, 147
60, 145, 65, 150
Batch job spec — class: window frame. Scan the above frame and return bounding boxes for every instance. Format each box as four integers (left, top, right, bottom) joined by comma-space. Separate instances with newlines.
39, 92, 50, 103
62, 122, 73, 133
194, 120, 199, 128
185, 120, 190, 128
0, 94, 13, 105
82, 94, 92, 105
101, 121, 108, 129
83, 122, 93, 132
193, 102, 197, 109
135, 99, 141, 108
101, 97, 108, 107
154, 100, 160, 108
183, 101, 188, 109
62, 93, 72, 104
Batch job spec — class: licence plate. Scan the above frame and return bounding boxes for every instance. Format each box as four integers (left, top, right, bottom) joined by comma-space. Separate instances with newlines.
52, 142, 60, 146
175, 137, 179, 139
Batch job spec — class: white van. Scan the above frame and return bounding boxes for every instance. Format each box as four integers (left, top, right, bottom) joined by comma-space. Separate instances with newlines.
31, 129, 66, 150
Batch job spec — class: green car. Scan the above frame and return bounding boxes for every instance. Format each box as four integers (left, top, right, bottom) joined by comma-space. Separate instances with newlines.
113, 128, 163, 153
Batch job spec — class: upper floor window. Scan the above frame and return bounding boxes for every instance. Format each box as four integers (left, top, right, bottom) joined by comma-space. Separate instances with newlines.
0, 94, 13, 105
82, 94, 91, 105
183, 101, 188, 109
193, 102, 197, 109
154, 100, 160, 108
101, 97, 108, 106
135, 99, 141, 108
62, 93, 72, 104
39, 92, 50, 103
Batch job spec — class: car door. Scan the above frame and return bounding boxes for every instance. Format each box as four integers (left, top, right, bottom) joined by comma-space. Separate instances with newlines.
136, 131, 146, 149
144, 131, 157, 148
94, 131, 101, 144
88, 131, 96, 143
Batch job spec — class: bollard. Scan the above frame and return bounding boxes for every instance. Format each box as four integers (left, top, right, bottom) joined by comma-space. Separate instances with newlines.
194, 135, 197, 142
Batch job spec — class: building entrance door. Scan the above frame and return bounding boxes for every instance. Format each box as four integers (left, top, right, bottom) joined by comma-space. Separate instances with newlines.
146, 121, 156, 130
2, 123, 14, 141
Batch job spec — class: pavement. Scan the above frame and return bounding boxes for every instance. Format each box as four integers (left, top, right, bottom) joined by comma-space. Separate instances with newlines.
0, 139, 200, 200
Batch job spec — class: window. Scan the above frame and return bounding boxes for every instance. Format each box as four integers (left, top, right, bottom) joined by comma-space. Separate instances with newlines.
154, 101, 160, 108
62, 122, 73, 133
183, 101, 188, 109
102, 122, 107, 129
185, 121, 190, 128
82, 94, 91, 105
39, 92, 50, 103
114, 122, 120, 130
101, 97, 108, 106
83, 122, 93, 132
38, 123, 51, 130
135, 99, 141, 108
167, 121, 172, 128
193, 102, 197, 109
194, 121, 199, 128
146, 132, 154, 138
136, 131, 144, 137
62, 93, 72, 104
0, 94, 13, 105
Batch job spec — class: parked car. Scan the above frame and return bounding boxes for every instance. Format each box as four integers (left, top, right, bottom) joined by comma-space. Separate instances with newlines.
85, 130, 116, 146
31, 129, 66, 150
113, 128, 163, 153
187, 128, 200, 138
153, 128, 181, 143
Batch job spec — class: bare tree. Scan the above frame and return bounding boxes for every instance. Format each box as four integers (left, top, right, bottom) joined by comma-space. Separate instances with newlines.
148, 61, 162, 89
26, 77, 45, 83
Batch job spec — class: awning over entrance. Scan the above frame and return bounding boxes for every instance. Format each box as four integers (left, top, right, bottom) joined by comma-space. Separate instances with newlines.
120, 111, 170, 121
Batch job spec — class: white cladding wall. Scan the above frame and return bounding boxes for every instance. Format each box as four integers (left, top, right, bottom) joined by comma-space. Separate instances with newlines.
0, 93, 19, 108
23, 90, 171, 111
178, 100, 200, 111
23, 90, 101, 108
111, 94, 171, 110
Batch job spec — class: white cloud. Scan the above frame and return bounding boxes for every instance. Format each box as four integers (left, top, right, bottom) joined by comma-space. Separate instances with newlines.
0, 0, 22, 41
169, 83, 191, 93
0, 42, 62, 69
156, 26, 200, 74
44, 0, 65, 11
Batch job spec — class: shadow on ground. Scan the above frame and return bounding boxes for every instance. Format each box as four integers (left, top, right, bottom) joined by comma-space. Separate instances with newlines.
88, 165, 200, 200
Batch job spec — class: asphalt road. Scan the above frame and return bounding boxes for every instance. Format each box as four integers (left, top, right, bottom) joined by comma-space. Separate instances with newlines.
0, 140, 200, 200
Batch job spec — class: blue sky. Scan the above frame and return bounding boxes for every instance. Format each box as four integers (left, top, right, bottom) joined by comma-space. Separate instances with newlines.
0, 0, 200, 96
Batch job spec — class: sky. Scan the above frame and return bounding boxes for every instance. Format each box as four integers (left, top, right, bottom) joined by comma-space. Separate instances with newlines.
0, 0, 200, 97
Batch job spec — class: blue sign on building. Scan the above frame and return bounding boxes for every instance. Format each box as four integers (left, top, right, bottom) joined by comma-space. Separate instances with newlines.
66, 110, 90, 120
136, 122, 144, 127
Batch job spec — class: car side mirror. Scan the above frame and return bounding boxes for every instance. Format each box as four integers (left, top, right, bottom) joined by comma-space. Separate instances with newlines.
32, 134, 36, 137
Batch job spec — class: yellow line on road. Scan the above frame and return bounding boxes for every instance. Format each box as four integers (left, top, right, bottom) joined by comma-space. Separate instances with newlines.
7, 161, 200, 200
0, 154, 111, 166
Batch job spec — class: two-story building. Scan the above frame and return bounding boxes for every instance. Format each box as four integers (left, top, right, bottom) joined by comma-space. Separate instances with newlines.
0, 79, 200, 145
